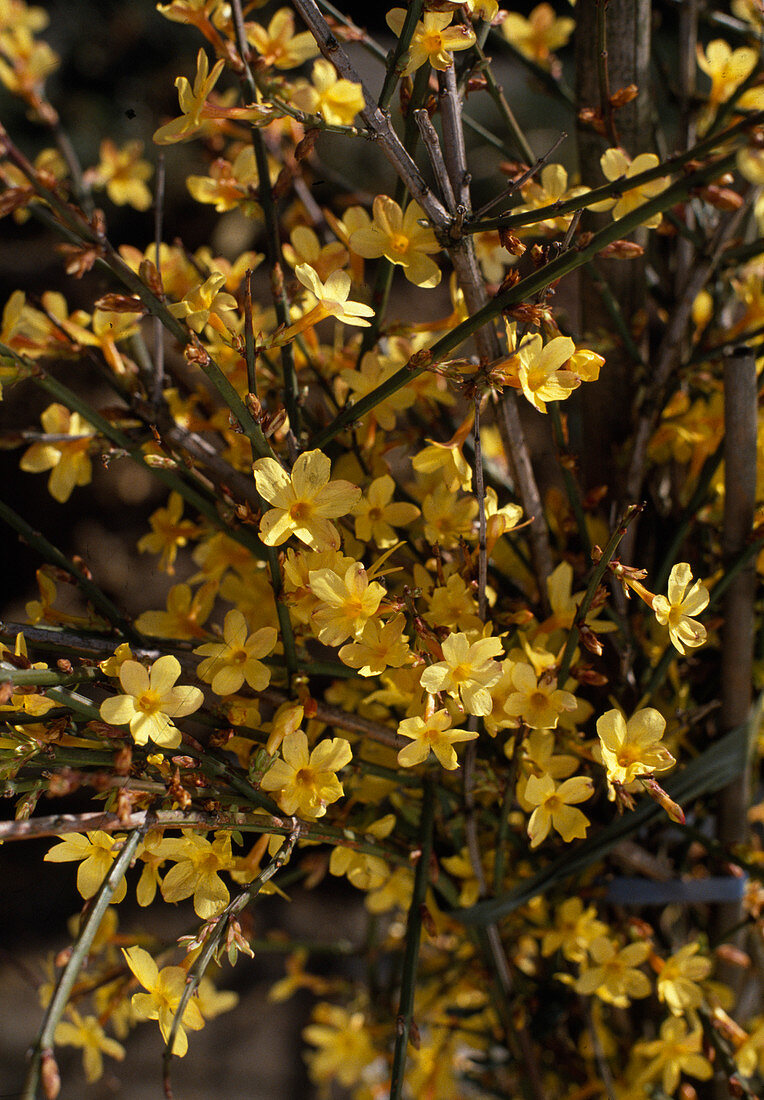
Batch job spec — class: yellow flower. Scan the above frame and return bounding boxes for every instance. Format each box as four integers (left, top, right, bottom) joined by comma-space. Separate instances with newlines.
54, 1010, 125, 1083
541, 897, 608, 963
309, 561, 386, 646
633, 1016, 713, 1094
574, 935, 652, 1006
352, 474, 420, 546
260, 729, 353, 819
194, 609, 277, 695
293, 58, 365, 126
253, 448, 361, 550
168, 271, 238, 334
525, 773, 593, 847
386, 8, 476, 74
504, 662, 577, 729
397, 707, 477, 769
592, 149, 669, 230
419, 632, 504, 716
269, 265, 374, 346
652, 562, 709, 654
421, 483, 478, 546
500, 3, 575, 67
247, 7, 319, 69
19, 403, 95, 503
160, 830, 233, 918
304, 1003, 377, 1089
339, 612, 412, 677
656, 943, 712, 1015
86, 139, 153, 211
596, 707, 675, 787
137, 491, 199, 574
517, 163, 589, 234
122, 945, 205, 1056
512, 333, 580, 413
350, 196, 442, 288
186, 146, 262, 217
134, 580, 217, 640
99, 655, 203, 749
45, 831, 129, 903
697, 39, 758, 131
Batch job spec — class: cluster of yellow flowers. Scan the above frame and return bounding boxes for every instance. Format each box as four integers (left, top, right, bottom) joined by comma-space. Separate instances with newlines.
1, 0, 763, 1096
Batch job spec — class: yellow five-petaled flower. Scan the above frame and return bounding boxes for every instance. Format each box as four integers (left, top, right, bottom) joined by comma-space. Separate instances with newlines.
99, 654, 203, 749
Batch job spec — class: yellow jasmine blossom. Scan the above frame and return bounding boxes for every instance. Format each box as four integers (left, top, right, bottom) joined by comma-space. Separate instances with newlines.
517, 163, 590, 234
697, 39, 758, 130
419, 632, 504, 716
99, 655, 203, 749
260, 729, 353, 819
253, 448, 362, 550
525, 773, 594, 847
652, 562, 709, 654
134, 580, 217, 640
247, 7, 319, 69
541, 897, 608, 963
421, 483, 478, 546
122, 945, 205, 1056
137, 491, 199, 574
186, 146, 262, 217
160, 830, 233, 918
168, 271, 238, 334
350, 196, 442, 288
293, 58, 365, 126
736, 1016, 764, 1079
153, 49, 273, 144
283, 224, 347, 283
20, 403, 95, 503
386, 8, 477, 74
304, 1003, 377, 1090
309, 561, 386, 646
513, 334, 580, 413
54, 1009, 125, 1083
633, 1016, 713, 1094
574, 935, 652, 1006
339, 612, 412, 676
269, 264, 374, 346
424, 573, 482, 633
194, 609, 278, 695
397, 707, 477, 769
352, 474, 420, 546
504, 663, 577, 729
656, 943, 713, 1015
596, 707, 675, 787
500, 3, 575, 68
593, 148, 670, 230
86, 139, 153, 211
45, 831, 129, 904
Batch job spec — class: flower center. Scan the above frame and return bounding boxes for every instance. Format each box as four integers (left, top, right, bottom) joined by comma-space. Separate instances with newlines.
390, 232, 409, 256
421, 30, 444, 54
137, 690, 162, 716
296, 767, 315, 787
231, 648, 248, 666
289, 500, 313, 522
368, 506, 383, 521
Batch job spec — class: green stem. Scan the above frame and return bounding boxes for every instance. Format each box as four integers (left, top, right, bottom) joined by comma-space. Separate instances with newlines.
0, 495, 138, 641
557, 503, 643, 685
378, 0, 425, 111
548, 403, 592, 559
21, 829, 142, 1100
389, 779, 435, 1100
472, 36, 535, 163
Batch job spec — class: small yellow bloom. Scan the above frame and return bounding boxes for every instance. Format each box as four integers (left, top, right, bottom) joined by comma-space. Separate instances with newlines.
134, 580, 217, 641
20, 403, 95, 503
504, 663, 577, 729
160, 830, 233, 918
137, 491, 199, 574
86, 139, 153, 211
591, 149, 670, 230
339, 612, 412, 677
525, 773, 593, 847
419, 632, 504, 716
247, 7, 319, 70
352, 474, 420, 546
386, 8, 477, 74
194, 609, 277, 695
309, 561, 386, 646
596, 707, 675, 787
260, 729, 352, 819
54, 1009, 125, 1083
253, 448, 361, 550
99, 655, 203, 749
350, 196, 442, 288
697, 39, 758, 131
168, 271, 238, 334
656, 943, 712, 1015
304, 1003, 377, 1089
122, 945, 205, 1056
293, 58, 365, 126
500, 3, 575, 67
574, 935, 652, 1006
397, 708, 477, 770
652, 562, 709, 654
45, 831, 129, 903
633, 1016, 713, 1094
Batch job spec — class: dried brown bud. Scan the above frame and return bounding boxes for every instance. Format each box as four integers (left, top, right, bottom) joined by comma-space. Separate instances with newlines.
578, 106, 607, 135
498, 227, 526, 256
610, 83, 639, 108
598, 239, 645, 259
139, 258, 164, 297
245, 392, 263, 420
295, 129, 320, 161
57, 242, 103, 278
94, 293, 146, 314
697, 185, 744, 211
56, 659, 73, 673
577, 623, 604, 656
41, 1050, 61, 1099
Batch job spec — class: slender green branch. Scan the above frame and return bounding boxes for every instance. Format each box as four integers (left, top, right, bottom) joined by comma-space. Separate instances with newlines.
378, 0, 425, 111
389, 780, 435, 1100
22, 829, 142, 1100
557, 503, 643, 685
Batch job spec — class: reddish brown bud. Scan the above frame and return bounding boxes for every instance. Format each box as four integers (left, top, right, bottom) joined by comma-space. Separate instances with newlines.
295, 129, 320, 161
94, 293, 146, 314
498, 227, 526, 256
598, 239, 645, 259
610, 83, 639, 108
